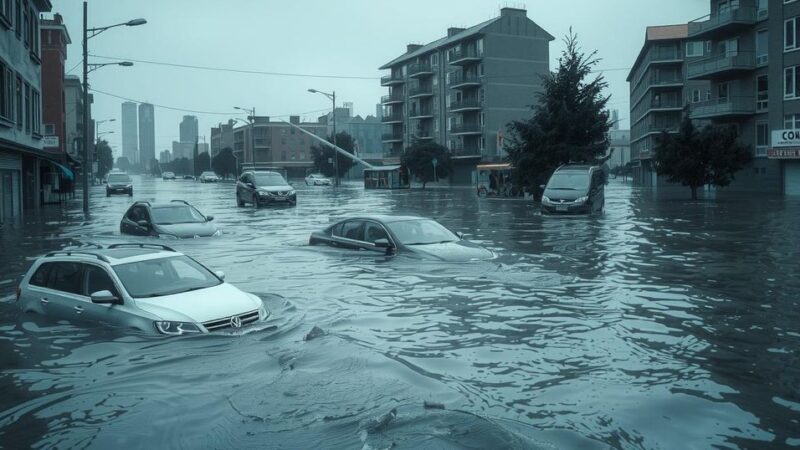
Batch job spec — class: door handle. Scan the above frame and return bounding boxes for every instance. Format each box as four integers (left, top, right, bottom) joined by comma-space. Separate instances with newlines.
74, 306, 84, 314
40, 298, 48, 304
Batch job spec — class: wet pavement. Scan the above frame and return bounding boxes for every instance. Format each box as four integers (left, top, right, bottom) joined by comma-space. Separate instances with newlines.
1, 176, 799, 449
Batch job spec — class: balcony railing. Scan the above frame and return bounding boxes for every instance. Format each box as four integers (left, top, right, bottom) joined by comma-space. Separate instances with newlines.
449, 47, 483, 65
408, 63, 434, 78
408, 107, 433, 118
450, 123, 483, 134
650, 98, 683, 109
448, 73, 481, 88
381, 93, 404, 104
380, 74, 405, 86
381, 133, 404, 142
449, 99, 482, 111
689, 96, 755, 119
687, 52, 756, 79
688, 7, 758, 38
646, 124, 679, 134
649, 76, 683, 86
450, 142, 481, 156
408, 86, 434, 97
413, 130, 434, 140
381, 113, 404, 123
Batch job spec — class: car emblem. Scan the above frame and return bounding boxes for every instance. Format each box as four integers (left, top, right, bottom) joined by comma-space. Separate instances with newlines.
230, 315, 242, 328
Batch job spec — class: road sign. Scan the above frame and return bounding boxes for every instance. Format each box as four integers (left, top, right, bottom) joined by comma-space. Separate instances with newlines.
42, 136, 59, 148
432, 157, 438, 167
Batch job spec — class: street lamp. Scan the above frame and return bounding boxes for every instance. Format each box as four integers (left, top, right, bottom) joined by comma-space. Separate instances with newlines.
82, 1, 145, 214
308, 88, 338, 186
234, 107, 255, 172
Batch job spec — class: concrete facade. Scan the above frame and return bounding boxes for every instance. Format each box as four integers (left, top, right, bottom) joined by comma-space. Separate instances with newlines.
40, 13, 68, 156
379, 7, 552, 184
210, 119, 234, 157
120, 101, 138, 164
138, 102, 155, 170
63, 75, 83, 159
179, 115, 198, 143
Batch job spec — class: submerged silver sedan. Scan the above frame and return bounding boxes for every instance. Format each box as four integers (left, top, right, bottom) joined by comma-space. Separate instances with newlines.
16, 244, 269, 335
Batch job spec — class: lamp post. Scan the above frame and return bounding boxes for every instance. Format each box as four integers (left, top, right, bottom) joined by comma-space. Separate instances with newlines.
234, 107, 255, 172
308, 88, 338, 187
82, 0, 145, 214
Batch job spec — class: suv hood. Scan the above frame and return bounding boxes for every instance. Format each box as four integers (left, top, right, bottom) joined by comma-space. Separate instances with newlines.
134, 283, 261, 323
544, 188, 588, 201
404, 240, 494, 262
258, 184, 293, 192
154, 222, 218, 238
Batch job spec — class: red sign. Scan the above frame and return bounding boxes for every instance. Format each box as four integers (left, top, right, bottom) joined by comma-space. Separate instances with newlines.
767, 148, 800, 159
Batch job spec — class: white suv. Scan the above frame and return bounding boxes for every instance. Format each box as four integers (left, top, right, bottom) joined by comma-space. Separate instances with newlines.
16, 244, 269, 335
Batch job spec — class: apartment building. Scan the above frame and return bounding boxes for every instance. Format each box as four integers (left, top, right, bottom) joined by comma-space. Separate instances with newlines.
379, 7, 552, 183
138, 102, 155, 170
210, 119, 235, 157
120, 101, 138, 164
64, 75, 84, 159
0, 0, 53, 222
631, 0, 800, 195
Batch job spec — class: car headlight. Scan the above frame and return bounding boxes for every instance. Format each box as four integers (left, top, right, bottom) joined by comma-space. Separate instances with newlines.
126, 184, 132, 188
159, 234, 179, 240
154, 321, 202, 335
288, 190, 296, 196
212, 229, 222, 237
541, 195, 551, 205
258, 304, 270, 321
258, 190, 270, 197
575, 196, 589, 204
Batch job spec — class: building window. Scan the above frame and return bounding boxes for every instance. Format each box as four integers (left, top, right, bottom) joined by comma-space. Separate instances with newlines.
431, 53, 438, 67
757, 75, 768, 111
784, 114, 800, 129
691, 89, 701, 103
756, 30, 768, 65
24, 82, 29, 133
476, 38, 484, 55
15, 75, 21, 129
685, 41, 704, 57
21, 4, 27, 47
0, 61, 8, 122
786, 17, 800, 51
785, 66, 800, 98
755, 121, 768, 156
0, 0, 11, 26
32, 88, 40, 135
705, 41, 712, 53
718, 83, 729, 102
14, 0, 20, 39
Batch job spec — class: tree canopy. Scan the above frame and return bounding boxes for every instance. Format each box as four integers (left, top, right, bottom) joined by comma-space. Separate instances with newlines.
194, 152, 211, 176
654, 114, 751, 199
401, 140, 452, 188
505, 30, 611, 190
95, 140, 114, 179
212, 147, 238, 179
311, 132, 356, 178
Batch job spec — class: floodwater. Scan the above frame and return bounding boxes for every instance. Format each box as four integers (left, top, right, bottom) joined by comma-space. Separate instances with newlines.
1, 176, 799, 449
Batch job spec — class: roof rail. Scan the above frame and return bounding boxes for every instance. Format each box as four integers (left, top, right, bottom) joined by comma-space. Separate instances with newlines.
107, 243, 176, 252
133, 200, 151, 206
45, 251, 110, 262
170, 200, 191, 205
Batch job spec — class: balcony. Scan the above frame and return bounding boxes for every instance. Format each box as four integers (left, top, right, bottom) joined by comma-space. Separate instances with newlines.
381, 93, 404, 104
409, 108, 433, 119
450, 124, 483, 135
649, 76, 683, 88
381, 132, 404, 143
649, 98, 683, 111
408, 63, 434, 78
408, 86, 434, 98
687, 52, 755, 80
413, 130, 434, 140
380, 74, 405, 86
688, 7, 759, 39
646, 124, 679, 134
689, 97, 755, 119
449, 47, 483, 65
450, 142, 481, 156
381, 113, 404, 124
449, 99, 482, 112
448, 73, 481, 89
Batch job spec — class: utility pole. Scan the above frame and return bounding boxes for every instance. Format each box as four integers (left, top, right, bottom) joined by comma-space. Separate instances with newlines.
82, 1, 89, 213
332, 91, 339, 186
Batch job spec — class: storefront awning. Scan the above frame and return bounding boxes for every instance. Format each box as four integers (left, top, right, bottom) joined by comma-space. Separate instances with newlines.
51, 161, 74, 180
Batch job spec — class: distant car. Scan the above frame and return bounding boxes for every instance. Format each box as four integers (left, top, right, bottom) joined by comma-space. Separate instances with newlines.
106, 172, 133, 197
236, 171, 296, 207
309, 215, 494, 261
162, 171, 176, 180
305, 173, 332, 186
540, 164, 605, 215
120, 200, 220, 239
182, 175, 196, 180
16, 243, 270, 335
199, 171, 220, 183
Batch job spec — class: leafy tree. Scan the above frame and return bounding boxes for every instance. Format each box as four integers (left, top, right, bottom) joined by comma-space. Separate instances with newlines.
654, 114, 751, 200
95, 140, 114, 179
212, 147, 238, 179
401, 140, 452, 188
505, 30, 611, 191
194, 152, 210, 176
115, 156, 131, 172
163, 157, 192, 175
311, 132, 356, 178
149, 158, 161, 176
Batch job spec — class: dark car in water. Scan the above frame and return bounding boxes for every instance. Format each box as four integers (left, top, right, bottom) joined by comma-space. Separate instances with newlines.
309, 215, 494, 261
236, 171, 296, 207
541, 165, 605, 215
106, 172, 133, 197
120, 200, 220, 239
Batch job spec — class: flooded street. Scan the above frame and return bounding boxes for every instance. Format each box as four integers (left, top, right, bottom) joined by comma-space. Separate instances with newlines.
1, 176, 799, 449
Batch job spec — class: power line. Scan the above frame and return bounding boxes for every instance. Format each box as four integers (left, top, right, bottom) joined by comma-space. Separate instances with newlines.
66, 59, 83, 75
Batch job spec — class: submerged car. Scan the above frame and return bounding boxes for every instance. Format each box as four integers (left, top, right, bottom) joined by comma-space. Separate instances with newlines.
199, 171, 220, 183
305, 173, 332, 186
182, 175, 196, 180
162, 171, 176, 180
236, 170, 296, 207
541, 165, 605, 215
106, 172, 133, 197
16, 244, 269, 335
309, 215, 494, 261
120, 200, 220, 239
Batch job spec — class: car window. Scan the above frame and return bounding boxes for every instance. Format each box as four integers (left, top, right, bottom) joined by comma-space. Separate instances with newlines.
84, 265, 120, 298
150, 205, 205, 224
254, 173, 287, 186
46, 262, 86, 295
364, 222, 389, 243
546, 172, 590, 191
107, 174, 130, 183
386, 219, 458, 245
340, 221, 364, 241
127, 206, 149, 222
330, 223, 344, 237
29, 262, 53, 287
112, 256, 221, 298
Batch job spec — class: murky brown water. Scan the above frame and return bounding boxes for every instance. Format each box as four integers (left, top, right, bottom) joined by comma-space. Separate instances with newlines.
1, 176, 799, 449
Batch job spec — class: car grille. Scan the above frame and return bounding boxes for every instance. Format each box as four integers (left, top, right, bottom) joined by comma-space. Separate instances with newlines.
202, 309, 260, 331
273, 191, 289, 196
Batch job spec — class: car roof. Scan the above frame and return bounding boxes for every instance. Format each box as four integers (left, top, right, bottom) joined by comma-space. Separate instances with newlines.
129, 200, 196, 210
332, 214, 427, 224
42, 247, 182, 266
555, 164, 597, 173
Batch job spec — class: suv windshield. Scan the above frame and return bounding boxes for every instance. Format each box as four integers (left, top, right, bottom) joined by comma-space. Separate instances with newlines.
386, 219, 458, 245
150, 205, 206, 224
113, 255, 221, 298
108, 174, 130, 184
201, 172, 215, 177
546, 172, 590, 191
255, 173, 287, 186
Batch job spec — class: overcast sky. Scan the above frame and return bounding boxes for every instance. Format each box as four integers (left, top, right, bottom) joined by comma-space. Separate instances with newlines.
50, 0, 708, 158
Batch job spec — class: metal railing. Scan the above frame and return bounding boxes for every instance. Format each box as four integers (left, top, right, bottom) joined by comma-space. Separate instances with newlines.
448, 73, 481, 87
381, 133, 404, 141
408, 86, 434, 97
689, 96, 755, 118
380, 74, 404, 85
381, 93, 404, 103
687, 52, 756, 78
449, 99, 482, 110
408, 63, 433, 77
688, 6, 758, 37
449, 47, 483, 63
450, 123, 482, 134
381, 113, 404, 122
409, 107, 433, 118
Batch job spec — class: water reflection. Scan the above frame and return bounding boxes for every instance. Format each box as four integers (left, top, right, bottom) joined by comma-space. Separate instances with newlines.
0, 176, 798, 448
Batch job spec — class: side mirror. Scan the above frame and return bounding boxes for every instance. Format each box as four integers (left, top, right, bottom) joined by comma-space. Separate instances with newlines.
246, 182, 255, 189
214, 270, 226, 280
374, 238, 393, 248
457, 232, 465, 239
206, 215, 214, 222
137, 220, 150, 228
91, 290, 121, 305
539, 184, 546, 190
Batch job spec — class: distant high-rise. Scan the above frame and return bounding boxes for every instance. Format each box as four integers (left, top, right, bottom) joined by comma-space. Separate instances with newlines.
610, 109, 620, 130
121, 101, 138, 163
138, 103, 155, 169
179, 115, 198, 144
